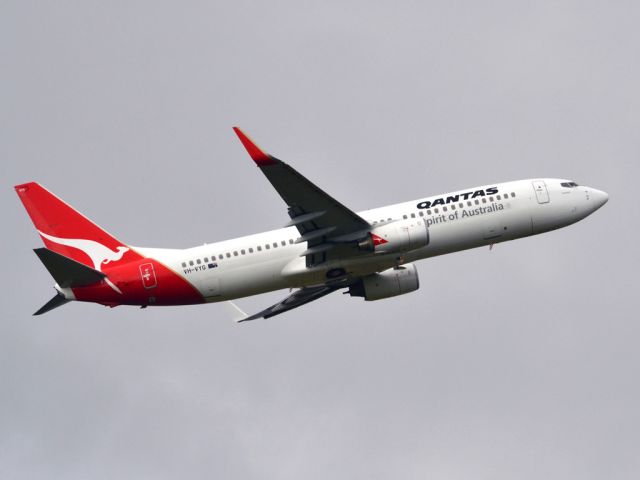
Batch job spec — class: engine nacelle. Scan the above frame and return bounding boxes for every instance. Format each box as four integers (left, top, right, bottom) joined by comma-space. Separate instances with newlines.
358, 218, 429, 254
348, 263, 420, 301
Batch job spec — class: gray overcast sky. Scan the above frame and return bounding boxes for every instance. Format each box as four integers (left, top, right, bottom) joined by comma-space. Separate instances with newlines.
2, 1, 638, 479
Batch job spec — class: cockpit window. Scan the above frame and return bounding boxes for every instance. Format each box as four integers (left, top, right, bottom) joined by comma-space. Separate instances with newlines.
561, 181, 579, 188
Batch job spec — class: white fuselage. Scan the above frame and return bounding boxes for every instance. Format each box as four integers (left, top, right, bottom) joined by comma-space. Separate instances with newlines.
136, 178, 608, 302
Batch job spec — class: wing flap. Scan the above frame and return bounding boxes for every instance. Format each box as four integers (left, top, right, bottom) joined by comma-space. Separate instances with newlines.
284, 211, 326, 227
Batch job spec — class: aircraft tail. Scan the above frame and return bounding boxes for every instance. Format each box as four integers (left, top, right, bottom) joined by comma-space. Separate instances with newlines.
31, 248, 107, 316
15, 182, 133, 270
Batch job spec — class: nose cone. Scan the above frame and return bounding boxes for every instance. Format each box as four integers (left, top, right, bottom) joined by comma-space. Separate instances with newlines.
590, 188, 609, 211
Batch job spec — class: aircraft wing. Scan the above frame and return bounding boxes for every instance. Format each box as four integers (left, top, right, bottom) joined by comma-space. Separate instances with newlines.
237, 284, 342, 322
233, 127, 371, 266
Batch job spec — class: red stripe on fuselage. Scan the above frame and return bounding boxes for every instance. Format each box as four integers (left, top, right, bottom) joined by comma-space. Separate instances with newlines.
72, 257, 204, 307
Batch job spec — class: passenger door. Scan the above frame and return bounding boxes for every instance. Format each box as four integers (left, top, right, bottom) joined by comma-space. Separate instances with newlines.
532, 180, 550, 204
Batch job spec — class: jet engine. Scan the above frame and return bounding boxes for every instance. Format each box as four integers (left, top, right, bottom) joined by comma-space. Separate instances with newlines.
358, 218, 429, 254
348, 263, 420, 301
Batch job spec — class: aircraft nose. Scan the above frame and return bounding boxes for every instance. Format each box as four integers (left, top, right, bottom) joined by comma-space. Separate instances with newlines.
590, 188, 609, 210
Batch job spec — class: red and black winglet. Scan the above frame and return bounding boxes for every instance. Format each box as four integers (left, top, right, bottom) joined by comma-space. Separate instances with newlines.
232, 127, 278, 166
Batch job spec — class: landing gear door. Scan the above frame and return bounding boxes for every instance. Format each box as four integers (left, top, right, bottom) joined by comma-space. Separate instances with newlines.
532, 180, 550, 204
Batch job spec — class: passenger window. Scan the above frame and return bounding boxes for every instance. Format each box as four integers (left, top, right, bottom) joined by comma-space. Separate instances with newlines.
489, 197, 493, 202
403, 215, 408, 219
273, 242, 278, 248
427, 209, 432, 215
281, 240, 286, 246
451, 204, 456, 210
443, 206, 448, 212
511, 192, 516, 198
241, 249, 245, 255
204, 257, 209, 263
265, 244, 270, 249
459, 203, 463, 208
249, 248, 254, 253
434, 208, 439, 214
419, 211, 424, 216
233, 251, 238, 256
496, 195, 501, 200
467, 201, 472, 207
481, 198, 487, 204
474, 199, 479, 205
182, 262, 187, 268
289, 239, 294, 244
257, 246, 262, 251
411, 213, 416, 218
189, 260, 194, 266
226, 253, 231, 258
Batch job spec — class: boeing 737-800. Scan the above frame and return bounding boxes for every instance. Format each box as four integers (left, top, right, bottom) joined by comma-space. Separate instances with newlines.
15, 128, 608, 320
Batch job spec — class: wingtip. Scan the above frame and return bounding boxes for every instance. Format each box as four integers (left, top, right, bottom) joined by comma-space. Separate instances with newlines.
14, 182, 37, 194
232, 127, 278, 166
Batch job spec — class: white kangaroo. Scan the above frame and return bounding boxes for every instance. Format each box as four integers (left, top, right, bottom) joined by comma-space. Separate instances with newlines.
38, 231, 129, 294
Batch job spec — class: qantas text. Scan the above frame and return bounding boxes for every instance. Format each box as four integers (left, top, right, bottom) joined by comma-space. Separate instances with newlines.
416, 187, 499, 209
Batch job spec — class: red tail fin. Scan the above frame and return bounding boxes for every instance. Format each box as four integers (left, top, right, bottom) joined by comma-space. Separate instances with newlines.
15, 182, 135, 271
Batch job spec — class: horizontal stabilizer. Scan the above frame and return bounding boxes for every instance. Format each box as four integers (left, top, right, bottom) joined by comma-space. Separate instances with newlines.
34, 248, 106, 288
34, 291, 70, 316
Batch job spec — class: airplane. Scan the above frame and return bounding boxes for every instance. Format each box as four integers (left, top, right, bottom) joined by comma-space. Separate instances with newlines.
15, 127, 608, 320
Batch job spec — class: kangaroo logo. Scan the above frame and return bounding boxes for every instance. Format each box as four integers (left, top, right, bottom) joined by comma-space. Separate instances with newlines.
38, 231, 130, 294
